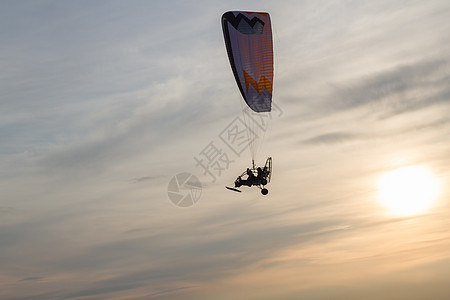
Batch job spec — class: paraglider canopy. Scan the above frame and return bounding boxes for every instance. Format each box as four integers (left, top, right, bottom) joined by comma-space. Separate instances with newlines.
222, 11, 273, 113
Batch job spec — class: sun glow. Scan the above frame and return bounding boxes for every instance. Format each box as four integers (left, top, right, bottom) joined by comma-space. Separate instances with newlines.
377, 166, 440, 216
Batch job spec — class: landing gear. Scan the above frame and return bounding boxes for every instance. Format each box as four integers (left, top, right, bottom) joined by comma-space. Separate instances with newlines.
261, 188, 268, 195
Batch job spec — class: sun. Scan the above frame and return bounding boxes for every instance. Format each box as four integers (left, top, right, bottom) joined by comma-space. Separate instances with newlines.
377, 165, 440, 216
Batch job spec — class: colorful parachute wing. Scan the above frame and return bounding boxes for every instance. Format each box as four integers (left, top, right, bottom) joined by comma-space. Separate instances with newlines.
222, 11, 273, 113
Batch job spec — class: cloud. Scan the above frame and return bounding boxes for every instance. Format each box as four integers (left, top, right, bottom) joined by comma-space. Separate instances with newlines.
302, 132, 358, 145
66, 283, 143, 299
3, 292, 61, 300
329, 57, 450, 117
0, 206, 15, 215
144, 286, 196, 299
19, 276, 43, 282
132, 176, 162, 183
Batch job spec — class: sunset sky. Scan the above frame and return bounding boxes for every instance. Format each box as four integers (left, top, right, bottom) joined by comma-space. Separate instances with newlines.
1, 0, 450, 299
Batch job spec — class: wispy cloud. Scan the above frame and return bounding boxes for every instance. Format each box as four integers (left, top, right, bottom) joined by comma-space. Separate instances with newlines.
19, 276, 43, 282
302, 131, 358, 145
331, 57, 450, 117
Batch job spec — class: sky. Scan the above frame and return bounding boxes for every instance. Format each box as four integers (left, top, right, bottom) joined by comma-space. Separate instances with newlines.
1, 0, 450, 299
